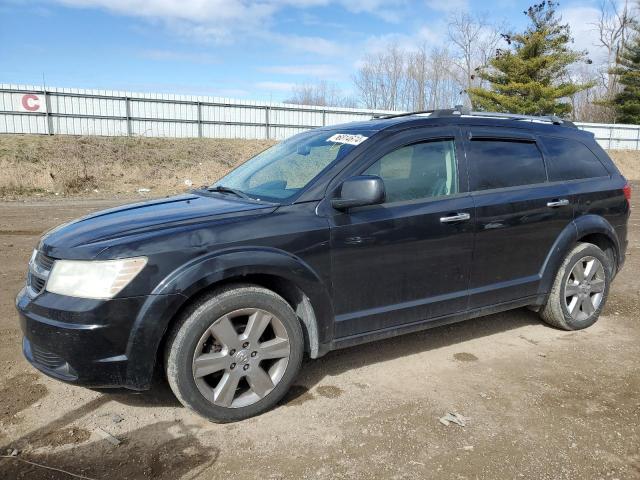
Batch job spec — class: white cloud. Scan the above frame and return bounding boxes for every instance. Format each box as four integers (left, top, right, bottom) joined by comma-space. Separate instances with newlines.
55, 0, 408, 42
255, 81, 297, 91
424, 0, 468, 13
260, 64, 342, 77
558, 3, 609, 65
140, 49, 218, 64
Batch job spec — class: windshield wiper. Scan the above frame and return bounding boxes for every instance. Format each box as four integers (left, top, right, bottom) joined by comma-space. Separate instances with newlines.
206, 185, 252, 200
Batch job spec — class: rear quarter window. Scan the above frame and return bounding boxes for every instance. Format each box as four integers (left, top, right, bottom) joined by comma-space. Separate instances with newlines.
540, 137, 609, 181
468, 139, 546, 191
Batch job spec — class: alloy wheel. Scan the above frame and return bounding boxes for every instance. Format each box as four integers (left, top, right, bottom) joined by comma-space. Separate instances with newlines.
564, 256, 606, 322
192, 308, 290, 408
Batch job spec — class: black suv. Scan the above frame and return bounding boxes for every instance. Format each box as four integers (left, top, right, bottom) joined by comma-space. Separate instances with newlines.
16, 110, 630, 422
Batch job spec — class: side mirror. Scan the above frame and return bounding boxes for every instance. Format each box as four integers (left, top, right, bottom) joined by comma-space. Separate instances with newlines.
331, 175, 385, 211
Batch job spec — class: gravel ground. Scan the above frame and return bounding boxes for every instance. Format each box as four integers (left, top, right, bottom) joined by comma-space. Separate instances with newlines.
0, 186, 638, 480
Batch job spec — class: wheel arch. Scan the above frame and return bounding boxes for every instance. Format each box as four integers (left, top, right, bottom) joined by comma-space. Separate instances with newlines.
536, 215, 621, 303
124, 248, 334, 390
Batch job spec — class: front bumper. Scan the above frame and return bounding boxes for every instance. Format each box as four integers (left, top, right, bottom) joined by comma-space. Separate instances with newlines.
16, 287, 155, 389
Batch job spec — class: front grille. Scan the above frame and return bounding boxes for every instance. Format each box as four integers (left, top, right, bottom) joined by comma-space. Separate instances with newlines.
31, 343, 66, 370
29, 275, 46, 292
35, 252, 55, 270
26, 251, 56, 296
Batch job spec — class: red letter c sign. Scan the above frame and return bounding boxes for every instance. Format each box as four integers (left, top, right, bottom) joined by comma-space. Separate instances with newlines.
21, 94, 41, 112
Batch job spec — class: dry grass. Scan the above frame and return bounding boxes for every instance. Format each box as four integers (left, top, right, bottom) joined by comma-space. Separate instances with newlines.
0, 135, 638, 200
0, 135, 275, 199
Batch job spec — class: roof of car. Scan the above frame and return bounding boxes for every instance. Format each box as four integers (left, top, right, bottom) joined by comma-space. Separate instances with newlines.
323, 109, 594, 141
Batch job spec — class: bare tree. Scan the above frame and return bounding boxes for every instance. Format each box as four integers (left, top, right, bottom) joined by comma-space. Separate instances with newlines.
353, 43, 409, 110
447, 12, 504, 107
425, 47, 461, 109
354, 43, 461, 111
589, 0, 635, 120
284, 81, 357, 108
406, 45, 429, 110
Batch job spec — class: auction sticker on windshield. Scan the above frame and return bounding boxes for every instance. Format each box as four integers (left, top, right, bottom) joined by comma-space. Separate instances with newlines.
326, 133, 368, 146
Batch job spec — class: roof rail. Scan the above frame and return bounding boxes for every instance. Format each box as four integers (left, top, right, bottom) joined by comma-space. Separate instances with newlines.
373, 107, 465, 120
372, 107, 577, 128
463, 111, 577, 128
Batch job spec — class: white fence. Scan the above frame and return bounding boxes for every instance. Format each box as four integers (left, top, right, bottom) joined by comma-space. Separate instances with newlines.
1, 84, 639, 149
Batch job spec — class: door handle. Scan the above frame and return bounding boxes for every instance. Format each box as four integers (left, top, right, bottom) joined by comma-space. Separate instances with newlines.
440, 212, 471, 223
547, 199, 570, 208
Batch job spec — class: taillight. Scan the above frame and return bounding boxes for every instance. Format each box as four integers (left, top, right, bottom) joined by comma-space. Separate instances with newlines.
623, 182, 631, 209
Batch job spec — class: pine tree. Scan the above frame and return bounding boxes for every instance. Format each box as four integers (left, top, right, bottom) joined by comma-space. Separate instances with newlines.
468, 1, 593, 116
610, 23, 640, 124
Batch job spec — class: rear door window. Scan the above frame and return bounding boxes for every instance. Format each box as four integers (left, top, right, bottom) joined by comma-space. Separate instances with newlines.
540, 137, 609, 181
467, 139, 546, 191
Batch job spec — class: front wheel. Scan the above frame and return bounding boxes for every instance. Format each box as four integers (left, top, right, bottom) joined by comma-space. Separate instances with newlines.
165, 285, 304, 422
540, 243, 612, 331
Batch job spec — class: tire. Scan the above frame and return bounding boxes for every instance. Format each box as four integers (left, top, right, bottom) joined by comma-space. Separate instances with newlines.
165, 284, 304, 422
540, 243, 612, 331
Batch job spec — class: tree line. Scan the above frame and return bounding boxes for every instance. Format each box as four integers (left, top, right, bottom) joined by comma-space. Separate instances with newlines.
285, 1, 640, 124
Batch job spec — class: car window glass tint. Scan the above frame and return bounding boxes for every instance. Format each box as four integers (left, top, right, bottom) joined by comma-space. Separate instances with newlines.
364, 140, 458, 203
541, 137, 609, 181
468, 139, 546, 191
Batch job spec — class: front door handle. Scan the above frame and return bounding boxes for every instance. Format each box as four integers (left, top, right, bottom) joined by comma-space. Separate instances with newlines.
440, 212, 471, 224
547, 199, 570, 208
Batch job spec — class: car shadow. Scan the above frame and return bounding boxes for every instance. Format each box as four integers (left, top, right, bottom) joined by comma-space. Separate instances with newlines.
103, 307, 543, 410
295, 307, 543, 391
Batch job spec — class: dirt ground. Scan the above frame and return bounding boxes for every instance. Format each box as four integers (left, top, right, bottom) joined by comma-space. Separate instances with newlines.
0, 187, 639, 479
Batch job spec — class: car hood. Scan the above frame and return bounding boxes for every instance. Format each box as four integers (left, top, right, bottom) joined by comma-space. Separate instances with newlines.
39, 192, 276, 258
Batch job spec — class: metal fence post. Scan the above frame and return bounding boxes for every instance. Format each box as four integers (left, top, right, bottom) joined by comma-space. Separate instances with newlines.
609, 126, 613, 150
265, 106, 270, 140
125, 97, 132, 136
43, 90, 53, 135
197, 102, 203, 138
322, 109, 326, 127
636, 127, 640, 151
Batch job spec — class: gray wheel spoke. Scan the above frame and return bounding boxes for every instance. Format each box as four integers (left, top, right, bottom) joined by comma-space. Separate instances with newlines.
259, 337, 290, 360
243, 310, 272, 343
568, 296, 579, 315
583, 259, 598, 281
210, 316, 240, 349
590, 278, 605, 293
246, 366, 275, 398
581, 296, 595, 316
572, 262, 586, 282
565, 283, 580, 297
214, 371, 241, 407
193, 352, 228, 378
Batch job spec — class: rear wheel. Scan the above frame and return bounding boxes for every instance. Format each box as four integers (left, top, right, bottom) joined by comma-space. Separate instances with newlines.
540, 243, 612, 330
165, 284, 304, 422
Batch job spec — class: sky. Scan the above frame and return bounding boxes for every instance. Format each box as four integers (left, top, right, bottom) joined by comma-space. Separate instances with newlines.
0, 0, 620, 102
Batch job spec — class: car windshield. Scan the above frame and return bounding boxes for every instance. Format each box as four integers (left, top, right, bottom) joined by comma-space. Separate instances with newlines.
210, 129, 375, 202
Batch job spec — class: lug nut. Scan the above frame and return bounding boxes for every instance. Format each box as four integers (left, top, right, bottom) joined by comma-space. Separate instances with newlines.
230, 363, 236, 369
243, 364, 250, 371
229, 349, 236, 356
242, 342, 249, 348
251, 351, 257, 357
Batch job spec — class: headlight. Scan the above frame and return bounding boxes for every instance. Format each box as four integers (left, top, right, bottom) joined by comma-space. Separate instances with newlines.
46, 257, 147, 299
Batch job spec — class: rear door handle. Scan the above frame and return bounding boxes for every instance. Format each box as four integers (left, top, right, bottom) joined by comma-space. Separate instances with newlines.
440, 212, 471, 224
547, 199, 570, 208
